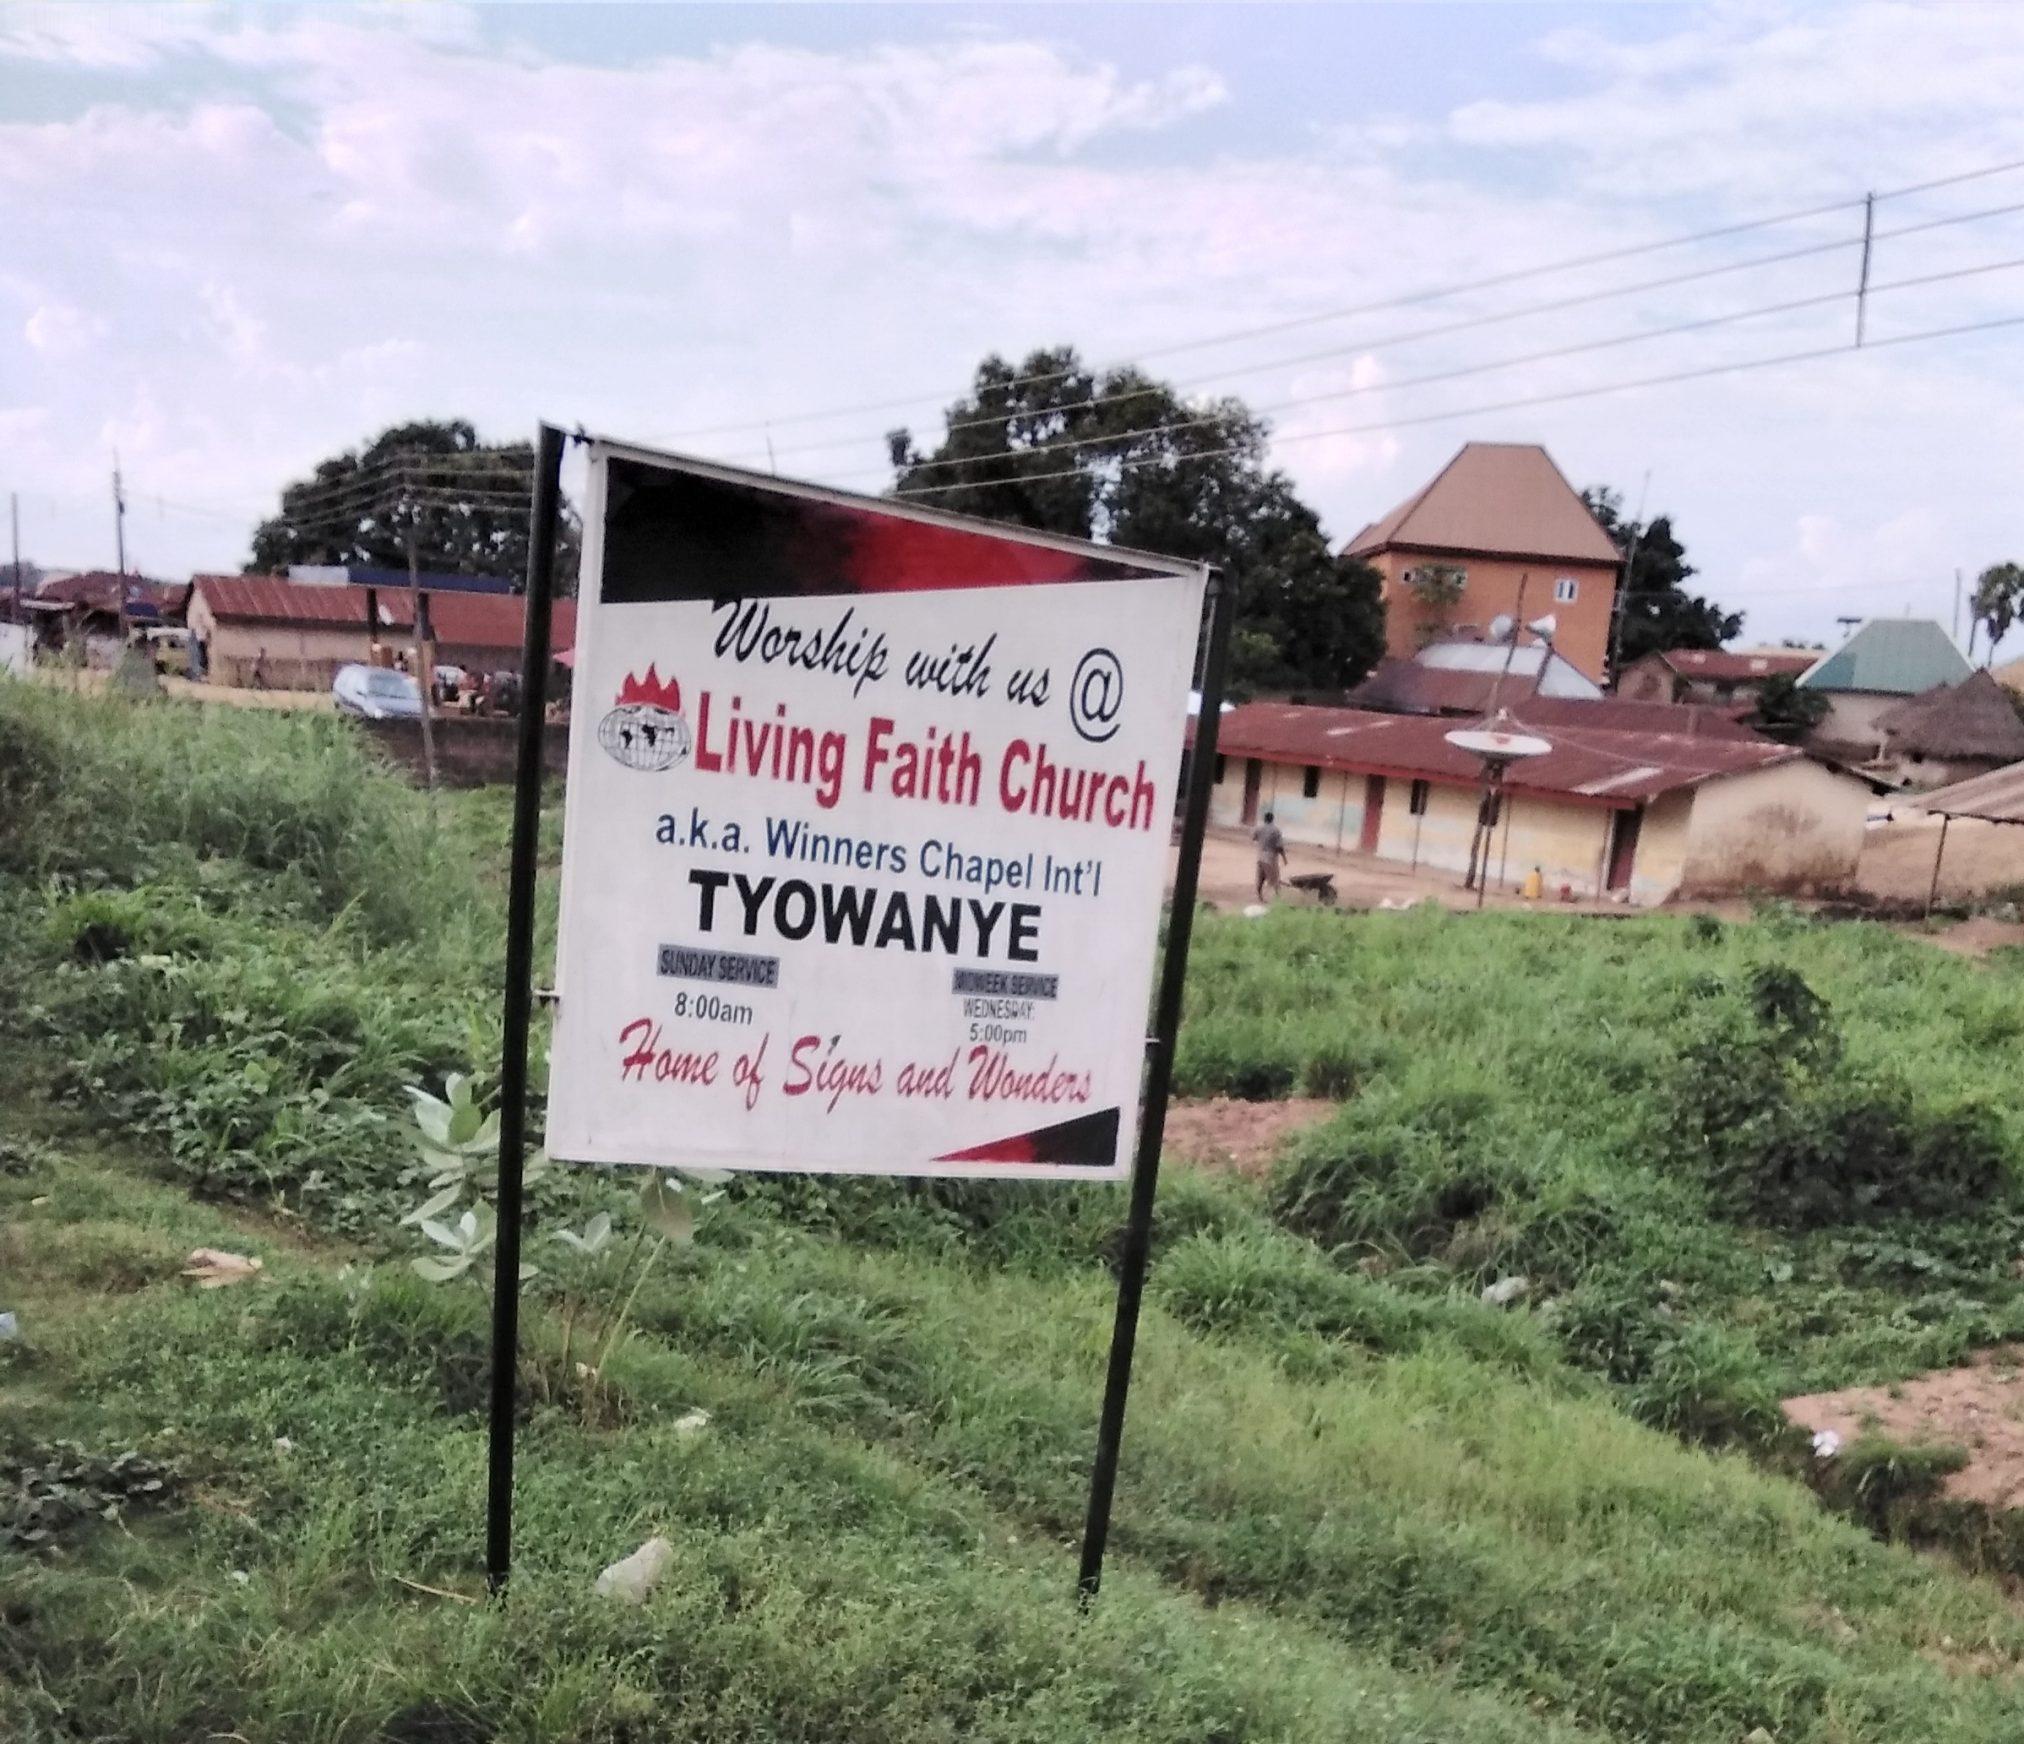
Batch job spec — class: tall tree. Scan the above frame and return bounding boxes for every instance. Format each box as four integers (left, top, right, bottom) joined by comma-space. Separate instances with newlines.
249, 420, 579, 590
889, 348, 1384, 695
1970, 561, 2024, 660
1581, 485, 1740, 669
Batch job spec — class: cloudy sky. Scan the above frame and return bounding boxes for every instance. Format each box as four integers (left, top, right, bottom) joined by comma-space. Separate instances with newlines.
6, 1, 2023, 653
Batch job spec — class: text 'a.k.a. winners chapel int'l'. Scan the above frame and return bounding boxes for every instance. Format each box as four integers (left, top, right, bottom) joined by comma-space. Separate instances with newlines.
546, 445, 1209, 1183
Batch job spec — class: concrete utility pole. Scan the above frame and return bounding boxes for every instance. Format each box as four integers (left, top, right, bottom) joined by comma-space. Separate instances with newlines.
9, 491, 19, 610
1855, 191, 1875, 347
112, 457, 129, 638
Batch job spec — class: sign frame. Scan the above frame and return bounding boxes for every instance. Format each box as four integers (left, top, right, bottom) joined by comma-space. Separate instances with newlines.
546, 434, 1211, 1183
484, 426, 1233, 1605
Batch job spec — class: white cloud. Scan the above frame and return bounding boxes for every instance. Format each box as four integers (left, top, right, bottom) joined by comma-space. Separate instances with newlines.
1453, 2, 2024, 204
23, 301, 98, 355
0, 0, 2018, 658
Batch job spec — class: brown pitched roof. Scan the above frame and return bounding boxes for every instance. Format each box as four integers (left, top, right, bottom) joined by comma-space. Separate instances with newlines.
1659, 648, 1817, 682
1875, 669, 2024, 763
1343, 443, 1621, 566
1201, 701, 1797, 809
191, 574, 576, 653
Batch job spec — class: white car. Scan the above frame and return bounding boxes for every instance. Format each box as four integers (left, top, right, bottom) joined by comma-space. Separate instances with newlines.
333, 663, 424, 720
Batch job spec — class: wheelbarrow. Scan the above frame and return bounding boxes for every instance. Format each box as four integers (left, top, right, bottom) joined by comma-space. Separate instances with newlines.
1286, 871, 1338, 906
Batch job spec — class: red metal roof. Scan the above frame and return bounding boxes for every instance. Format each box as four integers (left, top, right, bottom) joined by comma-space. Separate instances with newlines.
191, 574, 575, 653
1660, 648, 1817, 681
193, 574, 368, 626
33, 572, 181, 615
1202, 701, 1802, 809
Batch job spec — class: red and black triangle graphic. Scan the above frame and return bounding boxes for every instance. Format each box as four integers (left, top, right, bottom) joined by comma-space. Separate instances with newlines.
935, 1106, 1122, 1169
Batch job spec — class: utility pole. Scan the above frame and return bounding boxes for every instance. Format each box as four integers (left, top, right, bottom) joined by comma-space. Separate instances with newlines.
1855, 192, 1875, 347
9, 491, 19, 611
1603, 470, 1652, 685
112, 456, 129, 638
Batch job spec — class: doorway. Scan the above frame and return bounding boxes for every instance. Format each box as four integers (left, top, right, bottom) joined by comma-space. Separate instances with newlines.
1241, 758, 1263, 825
1358, 775, 1386, 854
1605, 806, 1643, 893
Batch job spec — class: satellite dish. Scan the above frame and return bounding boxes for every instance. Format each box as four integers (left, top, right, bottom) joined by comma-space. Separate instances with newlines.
1444, 707, 1552, 762
1486, 613, 1516, 643
1445, 726, 1554, 760
1527, 613, 1558, 642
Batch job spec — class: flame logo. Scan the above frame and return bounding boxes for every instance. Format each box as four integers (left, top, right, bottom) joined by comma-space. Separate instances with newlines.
599, 664, 690, 772
615, 665, 682, 713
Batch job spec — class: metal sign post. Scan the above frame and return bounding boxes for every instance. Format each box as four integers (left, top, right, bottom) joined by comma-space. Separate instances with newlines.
1076, 573, 1231, 1604
484, 428, 1219, 1602
486, 421, 565, 1594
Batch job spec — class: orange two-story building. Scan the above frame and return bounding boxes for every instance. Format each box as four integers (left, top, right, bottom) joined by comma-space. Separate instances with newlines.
1344, 442, 1623, 683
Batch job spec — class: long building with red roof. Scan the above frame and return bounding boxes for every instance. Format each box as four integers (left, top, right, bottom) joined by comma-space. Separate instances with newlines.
186, 573, 574, 690
1200, 699, 1870, 903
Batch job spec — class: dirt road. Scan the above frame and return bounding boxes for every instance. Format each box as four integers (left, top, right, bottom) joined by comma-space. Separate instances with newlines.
1169, 826, 1624, 915
31, 668, 333, 712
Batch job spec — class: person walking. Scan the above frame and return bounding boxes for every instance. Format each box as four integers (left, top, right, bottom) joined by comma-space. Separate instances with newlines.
1252, 809, 1287, 903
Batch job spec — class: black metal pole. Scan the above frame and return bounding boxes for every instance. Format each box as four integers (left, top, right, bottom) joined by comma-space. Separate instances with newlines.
1077, 570, 1231, 1605
486, 422, 565, 1594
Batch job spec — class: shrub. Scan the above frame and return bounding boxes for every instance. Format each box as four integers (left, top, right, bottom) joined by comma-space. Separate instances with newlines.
1673, 964, 2010, 1228
0, 680, 475, 942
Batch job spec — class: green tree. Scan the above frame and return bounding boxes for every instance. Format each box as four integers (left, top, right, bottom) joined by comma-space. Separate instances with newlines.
889, 348, 1384, 695
1746, 672, 1830, 742
1401, 563, 1467, 646
249, 420, 580, 590
1970, 561, 2024, 659
1582, 486, 1741, 669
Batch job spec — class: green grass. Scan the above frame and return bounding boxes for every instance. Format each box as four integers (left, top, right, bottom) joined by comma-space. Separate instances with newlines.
8, 680, 2024, 1741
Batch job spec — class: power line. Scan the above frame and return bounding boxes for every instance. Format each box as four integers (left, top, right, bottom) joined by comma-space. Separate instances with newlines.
655, 155, 2024, 443
759, 196, 2024, 470
887, 311, 2024, 500
861, 253, 2024, 487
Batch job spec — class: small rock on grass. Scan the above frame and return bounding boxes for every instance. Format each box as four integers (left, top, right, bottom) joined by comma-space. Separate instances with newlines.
182, 1249, 263, 1289
1481, 1276, 1530, 1308
596, 1535, 674, 1604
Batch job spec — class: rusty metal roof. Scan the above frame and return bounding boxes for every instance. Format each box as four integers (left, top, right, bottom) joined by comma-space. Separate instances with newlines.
191, 574, 575, 653
1340, 659, 1757, 737
1915, 760, 2024, 824
33, 571, 181, 616
1658, 647, 1818, 682
1203, 701, 1804, 809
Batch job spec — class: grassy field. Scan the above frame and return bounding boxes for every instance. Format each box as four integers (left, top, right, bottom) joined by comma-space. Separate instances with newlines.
6, 681, 2024, 1742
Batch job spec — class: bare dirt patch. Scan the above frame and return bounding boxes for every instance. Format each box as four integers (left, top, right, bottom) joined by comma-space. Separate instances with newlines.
1910, 916, 2024, 961
1163, 1096, 1334, 1178
1785, 1349, 2024, 1510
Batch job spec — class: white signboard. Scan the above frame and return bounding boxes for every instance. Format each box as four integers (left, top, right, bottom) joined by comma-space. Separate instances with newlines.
546, 443, 1207, 1179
